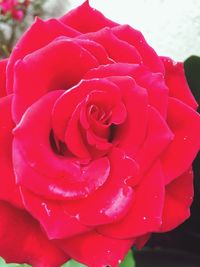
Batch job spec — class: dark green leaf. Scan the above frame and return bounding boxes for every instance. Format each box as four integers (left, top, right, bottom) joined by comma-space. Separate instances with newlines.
184, 55, 200, 109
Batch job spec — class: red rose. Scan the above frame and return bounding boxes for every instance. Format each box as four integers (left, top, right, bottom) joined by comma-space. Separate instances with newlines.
0, 1, 200, 266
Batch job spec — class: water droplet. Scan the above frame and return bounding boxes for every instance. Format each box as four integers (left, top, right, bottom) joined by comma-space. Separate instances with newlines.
183, 136, 188, 141
107, 250, 111, 254
29, 162, 36, 167
84, 187, 90, 194
75, 214, 80, 220
100, 209, 104, 214
143, 216, 147, 221
124, 175, 133, 184
172, 60, 178, 66
118, 259, 122, 264
41, 202, 51, 216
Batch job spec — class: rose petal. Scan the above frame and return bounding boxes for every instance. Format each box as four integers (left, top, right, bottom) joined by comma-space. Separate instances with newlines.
112, 25, 165, 74
106, 75, 148, 156
135, 233, 151, 249
98, 161, 165, 238
20, 188, 91, 239
137, 106, 174, 175
0, 201, 68, 266
160, 168, 194, 232
79, 27, 142, 63
61, 148, 137, 226
74, 37, 112, 65
12, 37, 99, 123
64, 102, 91, 159
52, 78, 121, 142
14, 140, 110, 201
7, 17, 79, 94
13, 91, 110, 200
85, 63, 168, 117
135, 70, 168, 118
58, 230, 134, 267
86, 130, 112, 151
0, 59, 7, 97
60, 1, 118, 33
162, 97, 200, 184
0, 95, 23, 208
161, 57, 198, 109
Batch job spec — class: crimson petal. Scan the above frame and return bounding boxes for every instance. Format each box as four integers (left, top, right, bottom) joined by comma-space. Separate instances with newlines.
0, 59, 7, 97
12, 37, 99, 123
98, 161, 165, 239
73, 37, 112, 65
103, 75, 148, 157
60, 1, 118, 33
7, 17, 79, 94
0, 201, 69, 266
160, 169, 193, 232
112, 25, 165, 74
85, 63, 168, 117
20, 188, 91, 239
79, 27, 142, 64
58, 230, 134, 267
0, 95, 23, 208
52, 78, 121, 142
13, 91, 110, 200
161, 57, 198, 109
162, 97, 200, 184
64, 102, 91, 159
137, 106, 174, 175
62, 148, 137, 226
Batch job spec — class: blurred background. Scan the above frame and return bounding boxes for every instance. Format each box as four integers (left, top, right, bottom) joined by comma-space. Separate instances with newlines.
0, 1, 199, 266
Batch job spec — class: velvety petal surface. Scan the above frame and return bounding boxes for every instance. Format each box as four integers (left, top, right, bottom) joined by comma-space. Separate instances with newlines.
160, 169, 194, 232
0, 95, 23, 208
98, 161, 165, 238
161, 57, 198, 109
112, 25, 165, 74
105, 75, 148, 157
162, 98, 200, 184
137, 106, 174, 175
0, 201, 69, 266
12, 37, 99, 123
7, 17, 79, 94
0, 59, 7, 97
13, 91, 110, 200
58, 230, 134, 267
79, 28, 142, 63
20, 188, 91, 240
61, 148, 137, 226
85, 63, 168, 117
60, 1, 118, 33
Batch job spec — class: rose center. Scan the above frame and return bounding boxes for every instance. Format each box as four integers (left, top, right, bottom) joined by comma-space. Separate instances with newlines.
88, 104, 112, 125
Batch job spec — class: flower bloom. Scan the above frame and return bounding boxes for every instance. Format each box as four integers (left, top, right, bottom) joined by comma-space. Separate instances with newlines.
0, 1, 200, 266
0, 0, 29, 21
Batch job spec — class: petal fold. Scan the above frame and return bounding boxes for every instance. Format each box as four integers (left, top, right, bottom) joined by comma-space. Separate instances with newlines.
58, 230, 133, 267
0, 201, 68, 266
